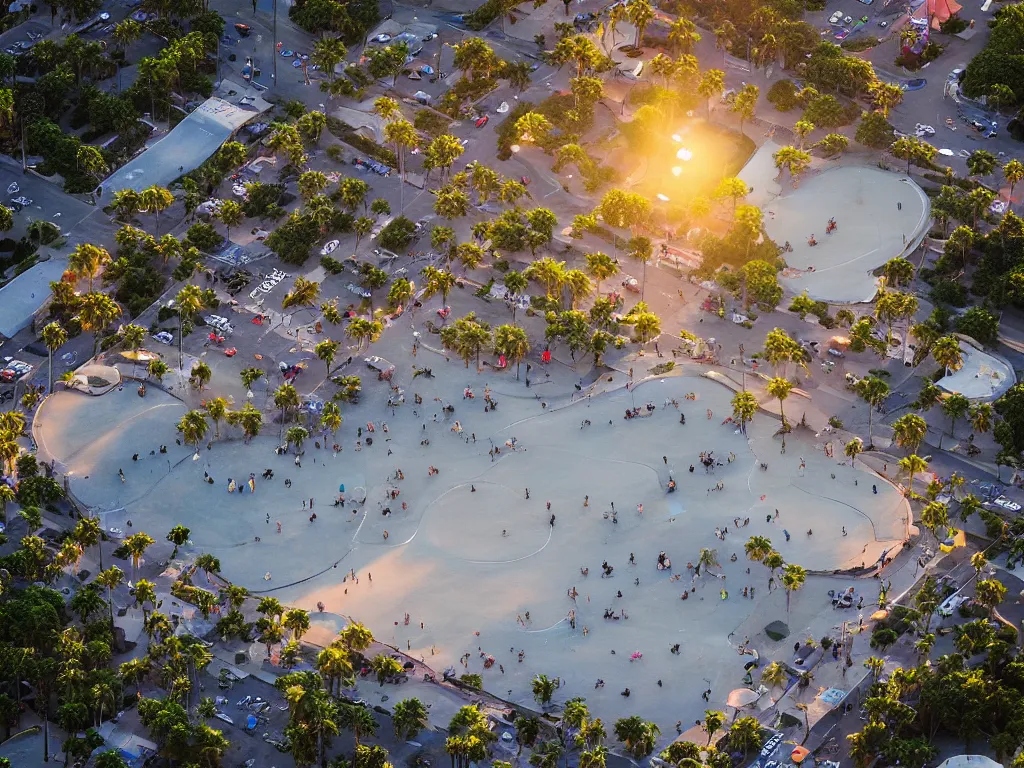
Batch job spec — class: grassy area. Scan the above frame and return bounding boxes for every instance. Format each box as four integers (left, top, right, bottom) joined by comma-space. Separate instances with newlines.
623, 120, 756, 205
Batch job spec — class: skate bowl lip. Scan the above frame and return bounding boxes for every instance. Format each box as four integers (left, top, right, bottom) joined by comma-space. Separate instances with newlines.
760, 164, 931, 304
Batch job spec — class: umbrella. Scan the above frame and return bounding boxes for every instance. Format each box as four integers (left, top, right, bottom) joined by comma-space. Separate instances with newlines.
791, 746, 811, 764
726, 688, 760, 708
871, 609, 889, 621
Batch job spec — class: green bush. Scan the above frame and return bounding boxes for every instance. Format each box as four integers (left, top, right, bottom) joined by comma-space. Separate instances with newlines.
377, 216, 417, 252
930, 279, 968, 307
184, 222, 223, 253
321, 255, 346, 274
767, 80, 799, 112
414, 110, 452, 137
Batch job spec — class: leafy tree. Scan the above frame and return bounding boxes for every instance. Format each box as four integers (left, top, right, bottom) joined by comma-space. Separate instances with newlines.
814, 132, 849, 157
856, 111, 895, 149
955, 306, 999, 346
731, 83, 760, 135
766, 377, 794, 426
392, 698, 428, 740
967, 149, 998, 178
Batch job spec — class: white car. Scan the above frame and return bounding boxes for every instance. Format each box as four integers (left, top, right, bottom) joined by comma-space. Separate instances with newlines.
937, 594, 968, 617
152, 331, 174, 345
829, 10, 844, 23
320, 239, 340, 256
993, 495, 1022, 512
827, 348, 845, 358
914, 123, 936, 136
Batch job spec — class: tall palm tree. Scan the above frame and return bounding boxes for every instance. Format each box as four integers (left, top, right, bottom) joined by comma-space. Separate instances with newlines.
68, 243, 112, 291
932, 335, 964, 373
781, 563, 806, 615
853, 376, 890, 449
78, 292, 122, 355
123, 532, 154, 581
898, 454, 928, 495
177, 410, 209, 454
392, 698, 428, 740
139, 185, 175, 236
891, 413, 927, 454
383, 119, 417, 213
844, 437, 863, 467
494, 324, 530, 379
95, 566, 124, 631
766, 377, 793, 428
41, 321, 67, 395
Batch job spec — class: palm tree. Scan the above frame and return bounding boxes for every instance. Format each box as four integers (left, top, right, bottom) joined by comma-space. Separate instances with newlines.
320, 401, 343, 436
68, 243, 112, 291
627, 0, 654, 47
370, 654, 404, 686
79, 292, 122, 355
177, 410, 209, 454
345, 318, 383, 350
524, 257, 567, 300
124, 532, 155, 579
766, 377, 793, 427
891, 413, 927, 454
41, 321, 67, 395
420, 265, 457, 312
392, 698, 428, 740
338, 701, 378, 764
975, 577, 1007, 617
174, 283, 205, 369
1004, 158, 1024, 207
316, 645, 354, 696
696, 547, 719, 575
844, 437, 863, 467
203, 397, 229, 439
970, 403, 993, 435
898, 454, 928, 495
702, 710, 725, 746
189, 360, 212, 391
760, 661, 787, 694
920, 500, 949, 537
531, 674, 557, 707
730, 390, 757, 434
94, 566, 124, 631
585, 252, 618, 298
728, 717, 763, 756
273, 383, 300, 434
781, 563, 806, 614
383, 119, 418, 213
139, 185, 175, 236
282, 608, 311, 640
932, 335, 964, 373
338, 621, 375, 653
494, 324, 530, 379
282, 276, 321, 317
614, 715, 660, 760
315, 339, 340, 377
853, 376, 890, 448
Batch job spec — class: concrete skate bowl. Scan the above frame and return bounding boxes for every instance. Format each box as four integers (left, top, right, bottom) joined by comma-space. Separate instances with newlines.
762, 166, 930, 303
33, 386, 189, 507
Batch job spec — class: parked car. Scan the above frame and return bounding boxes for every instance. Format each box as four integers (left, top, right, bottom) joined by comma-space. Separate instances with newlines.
152, 331, 174, 345
475, 115, 489, 128
992, 495, 1022, 512
320, 239, 340, 256
0, 360, 32, 382
937, 594, 969, 617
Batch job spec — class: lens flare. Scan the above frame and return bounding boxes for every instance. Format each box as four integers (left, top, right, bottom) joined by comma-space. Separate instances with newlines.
676, 147, 693, 161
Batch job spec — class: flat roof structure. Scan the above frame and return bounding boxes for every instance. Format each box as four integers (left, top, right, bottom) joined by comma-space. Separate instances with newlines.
0, 256, 67, 337
101, 83, 271, 195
